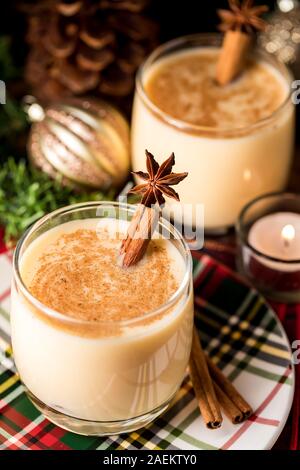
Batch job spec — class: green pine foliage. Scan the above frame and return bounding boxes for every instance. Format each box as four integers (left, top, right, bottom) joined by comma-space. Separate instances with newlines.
0, 158, 113, 243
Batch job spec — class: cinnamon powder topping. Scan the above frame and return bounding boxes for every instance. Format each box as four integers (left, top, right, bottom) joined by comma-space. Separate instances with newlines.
26, 227, 179, 323
145, 50, 287, 129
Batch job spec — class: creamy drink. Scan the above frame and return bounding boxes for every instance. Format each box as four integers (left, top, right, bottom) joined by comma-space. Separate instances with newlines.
11, 202, 193, 435
132, 35, 295, 230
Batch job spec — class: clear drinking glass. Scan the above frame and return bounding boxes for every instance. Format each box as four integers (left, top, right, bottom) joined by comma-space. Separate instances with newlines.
131, 33, 295, 232
11, 202, 194, 435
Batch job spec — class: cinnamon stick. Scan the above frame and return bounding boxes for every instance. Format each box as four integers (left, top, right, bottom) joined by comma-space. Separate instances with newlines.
216, 30, 252, 86
216, 1, 269, 86
206, 355, 253, 419
190, 326, 253, 427
190, 328, 222, 429
189, 358, 222, 429
120, 204, 159, 268
213, 381, 244, 424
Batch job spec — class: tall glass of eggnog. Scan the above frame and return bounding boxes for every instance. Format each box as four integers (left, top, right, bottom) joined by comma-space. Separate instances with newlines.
131, 34, 295, 232
11, 202, 193, 435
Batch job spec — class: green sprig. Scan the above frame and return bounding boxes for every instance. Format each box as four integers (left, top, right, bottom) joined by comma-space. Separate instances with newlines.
0, 158, 114, 244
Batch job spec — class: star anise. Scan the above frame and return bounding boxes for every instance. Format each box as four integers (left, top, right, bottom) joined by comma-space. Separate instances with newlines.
218, 0, 269, 34
129, 150, 188, 207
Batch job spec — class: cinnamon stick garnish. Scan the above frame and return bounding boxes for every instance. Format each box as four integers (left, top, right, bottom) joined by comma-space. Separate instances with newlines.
120, 204, 158, 267
190, 328, 223, 429
206, 355, 253, 419
216, 30, 252, 86
216, 0, 268, 86
120, 150, 188, 268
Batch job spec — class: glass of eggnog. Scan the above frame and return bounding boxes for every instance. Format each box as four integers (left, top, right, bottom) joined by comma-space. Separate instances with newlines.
11, 202, 193, 435
131, 34, 295, 232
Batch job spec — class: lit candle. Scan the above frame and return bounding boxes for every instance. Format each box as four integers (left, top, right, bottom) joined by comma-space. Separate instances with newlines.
248, 212, 300, 272
237, 193, 300, 302
282, 224, 295, 248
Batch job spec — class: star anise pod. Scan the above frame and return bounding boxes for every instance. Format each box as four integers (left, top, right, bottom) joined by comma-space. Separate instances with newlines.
129, 150, 188, 207
120, 150, 188, 267
218, 0, 269, 34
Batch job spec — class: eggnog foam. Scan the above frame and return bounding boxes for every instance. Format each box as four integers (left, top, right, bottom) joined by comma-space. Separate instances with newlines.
145, 48, 288, 129
20, 218, 184, 324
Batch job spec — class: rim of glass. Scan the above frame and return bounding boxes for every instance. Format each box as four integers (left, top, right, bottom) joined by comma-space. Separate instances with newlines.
136, 33, 293, 137
13, 201, 192, 327
236, 192, 300, 264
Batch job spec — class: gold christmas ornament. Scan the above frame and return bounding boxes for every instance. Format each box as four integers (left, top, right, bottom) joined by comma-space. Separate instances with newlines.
27, 97, 130, 190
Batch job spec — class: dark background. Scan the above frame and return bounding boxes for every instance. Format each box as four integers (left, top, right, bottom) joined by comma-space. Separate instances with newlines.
0, 1, 277, 51
1, 1, 298, 189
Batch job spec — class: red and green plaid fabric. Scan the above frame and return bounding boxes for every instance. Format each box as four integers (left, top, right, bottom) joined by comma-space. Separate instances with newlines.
202, 238, 300, 450
0, 246, 294, 450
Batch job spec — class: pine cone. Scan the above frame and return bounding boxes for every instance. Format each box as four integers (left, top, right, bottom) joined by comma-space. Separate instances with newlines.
23, 0, 158, 105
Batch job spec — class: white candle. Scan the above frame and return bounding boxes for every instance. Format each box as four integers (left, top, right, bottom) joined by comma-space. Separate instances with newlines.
248, 212, 300, 272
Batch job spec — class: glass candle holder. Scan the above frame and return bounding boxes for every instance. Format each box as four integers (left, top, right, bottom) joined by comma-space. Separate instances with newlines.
131, 33, 295, 233
11, 202, 193, 435
236, 193, 300, 303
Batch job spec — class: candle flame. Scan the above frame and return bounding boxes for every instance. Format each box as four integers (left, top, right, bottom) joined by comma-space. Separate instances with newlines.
281, 224, 295, 245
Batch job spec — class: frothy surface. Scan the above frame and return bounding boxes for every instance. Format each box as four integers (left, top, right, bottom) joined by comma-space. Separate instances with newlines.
145, 48, 287, 129
21, 219, 182, 323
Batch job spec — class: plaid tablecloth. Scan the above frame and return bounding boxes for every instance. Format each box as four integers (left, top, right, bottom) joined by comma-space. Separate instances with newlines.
203, 238, 300, 451
0, 233, 296, 450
